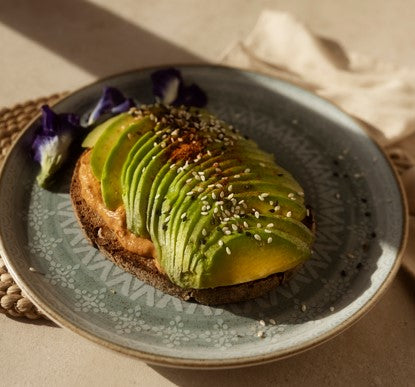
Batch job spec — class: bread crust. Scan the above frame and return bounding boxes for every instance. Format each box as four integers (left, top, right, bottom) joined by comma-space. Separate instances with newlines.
70, 155, 304, 305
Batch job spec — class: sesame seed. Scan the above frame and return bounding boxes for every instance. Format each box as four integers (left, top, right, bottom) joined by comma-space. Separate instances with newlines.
227, 193, 234, 199
288, 193, 295, 198
262, 193, 269, 198
255, 211, 260, 219
164, 215, 170, 222
186, 191, 194, 196
269, 319, 276, 325
201, 211, 209, 216
301, 304, 307, 312
259, 162, 266, 167
286, 211, 292, 217
267, 223, 274, 228
269, 200, 274, 206
214, 207, 219, 214
257, 223, 261, 228
274, 205, 281, 211
155, 194, 160, 199
231, 224, 238, 231
212, 192, 216, 200
186, 178, 193, 184
238, 199, 245, 204
257, 331, 265, 338
202, 228, 207, 236
218, 240, 224, 247
298, 192, 304, 197
224, 230, 231, 235
220, 191, 225, 198
170, 163, 176, 169
243, 221, 249, 228
259, 320, 266, 326
244, 168, 251, 173
181, 213, 187, 219
201, 175, 206, 181
228, 185, 233, 192
264, 229, 272, 233
226, 247, 231, 255
330, 306, 335, 312
254, 234, 261, 241
267, 237, 273, 244
234, 174, 240, 179
258, 195, 265, 201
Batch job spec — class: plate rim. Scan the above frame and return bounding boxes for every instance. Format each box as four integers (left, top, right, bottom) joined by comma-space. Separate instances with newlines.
0, 64, 409, 369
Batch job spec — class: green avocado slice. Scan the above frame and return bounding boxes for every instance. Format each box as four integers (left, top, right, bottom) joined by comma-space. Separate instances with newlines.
101, 117, 155, 210
89, 113, 138, 179
162, 159, 245, 274
125, 131, 171, 236
82, 114, 127, 148
192, 228, 311, 289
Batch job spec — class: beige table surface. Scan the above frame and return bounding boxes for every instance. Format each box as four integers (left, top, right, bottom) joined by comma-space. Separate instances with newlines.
1, 1, 414, 386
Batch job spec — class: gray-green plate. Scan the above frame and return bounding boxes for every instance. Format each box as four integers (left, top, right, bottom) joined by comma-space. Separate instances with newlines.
0, 66, 407, 368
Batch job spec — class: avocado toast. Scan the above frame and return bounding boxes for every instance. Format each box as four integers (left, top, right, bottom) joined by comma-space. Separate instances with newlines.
71, 104, 315, 305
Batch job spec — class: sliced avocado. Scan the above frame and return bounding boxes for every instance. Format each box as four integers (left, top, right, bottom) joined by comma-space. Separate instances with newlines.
193, 229, 311, 288
101, 117, 154, 210
82, 114, 127, 148
90, 113, 138, 179
149, 160, 186, 259
120, 131, 155, 191
130, 137, 175, 237
162, 158, 243, 274
123, 131, 165, 235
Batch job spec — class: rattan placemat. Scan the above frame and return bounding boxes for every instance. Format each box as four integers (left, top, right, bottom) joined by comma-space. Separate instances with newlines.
0, 94, 412, 320
0, 93, 67, 320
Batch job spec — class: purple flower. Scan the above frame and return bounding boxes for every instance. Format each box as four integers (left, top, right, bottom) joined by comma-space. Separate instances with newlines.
151, 68, 207, 107
32, 105, 81, 187
87, 86, 135, 125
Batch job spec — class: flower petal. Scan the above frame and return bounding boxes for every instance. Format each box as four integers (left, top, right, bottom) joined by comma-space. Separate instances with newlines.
32, 105, 81, 187
151, 68, 182, 105
87, 87, 135, 125
150, 67, 207, 107
175, 83, 207, 108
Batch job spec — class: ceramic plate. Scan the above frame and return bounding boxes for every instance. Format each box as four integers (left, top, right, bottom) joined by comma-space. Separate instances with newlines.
0, 66, 407, 368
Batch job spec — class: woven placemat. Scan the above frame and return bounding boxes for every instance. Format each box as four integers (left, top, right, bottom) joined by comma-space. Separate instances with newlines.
0, 94, 413, 321
0, 93, 67, 320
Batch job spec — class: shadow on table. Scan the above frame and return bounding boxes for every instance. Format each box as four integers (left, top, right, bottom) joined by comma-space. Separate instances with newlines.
3, 312, 58, 327
0, 0, 203, 77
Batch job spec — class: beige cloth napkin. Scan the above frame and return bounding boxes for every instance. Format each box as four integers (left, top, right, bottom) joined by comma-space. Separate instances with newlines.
221, 10, 414, 275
